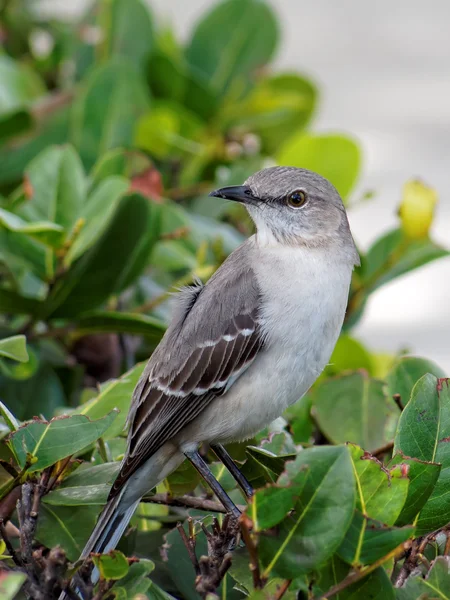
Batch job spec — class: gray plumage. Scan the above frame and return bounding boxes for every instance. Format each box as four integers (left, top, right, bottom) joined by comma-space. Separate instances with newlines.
60, 167, 359, 600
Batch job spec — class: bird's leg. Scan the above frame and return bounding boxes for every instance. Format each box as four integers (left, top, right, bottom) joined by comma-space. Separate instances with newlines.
211, 444, 254, 500
184, 449, 241, 519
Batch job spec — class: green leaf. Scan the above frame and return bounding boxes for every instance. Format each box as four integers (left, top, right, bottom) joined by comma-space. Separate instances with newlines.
277, 133, 360, 199
363, 228, 448, 293
224, 73, 317, 153
340, 568, 395, 600
0, 288, 43, 316
43, 483, 110, 506
70, 60, 150, 169
0, 572, 27, 600
336, 444, 410, 567
394, 376, 450, 534
0, 399, 19, 431
93, 550, 130, 580
135, 103, 205, 159
390, 454, 441, 527
283, 395, 314, 444
0, 55, 45, 114
387, 356, 446, 406
0, 364, 66, 421
79, 362, 146, 440
45, 194, 153, 318
0, 109, 33, 144
186, 0, 279, 95
396, 556, 450, 600
75, 311, 165, 342
37, 504, 99, 562
348, 444, 409, 525
20, 145, 86, 232
242, 445, 295, 488
112, 558, 156, 597
326, 335, 374, 376
248, 467, 308, 531
312, 372, 399, 452
8, 411, 118, 472
63, 176, 129, 265
102, 0, 154, 69
338, 511, 413, 567
0, 335, 28, 363
258, 445, 355, 578
166, 459, 201, 496
0, 207, 65, 248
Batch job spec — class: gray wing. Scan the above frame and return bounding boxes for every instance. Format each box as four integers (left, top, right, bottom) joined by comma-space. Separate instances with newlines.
109, 243, 263, 498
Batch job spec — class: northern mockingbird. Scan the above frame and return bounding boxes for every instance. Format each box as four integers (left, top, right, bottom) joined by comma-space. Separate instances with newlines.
60, 166, 359, 596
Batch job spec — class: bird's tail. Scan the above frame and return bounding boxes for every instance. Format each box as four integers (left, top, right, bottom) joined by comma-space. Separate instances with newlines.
58, 490, 139, 600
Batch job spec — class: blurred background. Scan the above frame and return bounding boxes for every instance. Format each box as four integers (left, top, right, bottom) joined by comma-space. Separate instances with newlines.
36, 0, 450, 369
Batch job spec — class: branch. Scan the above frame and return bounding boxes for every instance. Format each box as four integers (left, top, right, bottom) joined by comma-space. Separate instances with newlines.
314, 540, 411, 600
142, 492, 246, 514
240, 514, 264, 589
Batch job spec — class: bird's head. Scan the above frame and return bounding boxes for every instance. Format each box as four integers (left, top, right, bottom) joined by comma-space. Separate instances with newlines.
210, 166, 359, 263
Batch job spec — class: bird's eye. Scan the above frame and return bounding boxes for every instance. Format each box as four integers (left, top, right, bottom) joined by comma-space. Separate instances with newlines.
287, 190, 307, 208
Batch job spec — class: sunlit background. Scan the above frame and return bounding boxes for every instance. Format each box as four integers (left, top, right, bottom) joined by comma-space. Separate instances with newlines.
39, 0, 450, 369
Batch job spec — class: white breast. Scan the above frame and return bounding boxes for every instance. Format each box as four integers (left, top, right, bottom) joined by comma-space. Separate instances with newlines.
179, 241, 354, 446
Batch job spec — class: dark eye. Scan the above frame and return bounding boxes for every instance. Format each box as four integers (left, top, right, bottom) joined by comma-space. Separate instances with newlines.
287, 190, 307, 208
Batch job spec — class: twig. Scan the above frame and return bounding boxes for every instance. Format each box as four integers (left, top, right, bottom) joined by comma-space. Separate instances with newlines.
372, 441, 394, 458
393, 394, 405, 411
177, 519, 200, 575
315, 540, 411, 599
240, 514, 263, 589
142, 492, 246, 514
0, 518, 22, 567
31, 91, 74, 121
273, 579, 292, 600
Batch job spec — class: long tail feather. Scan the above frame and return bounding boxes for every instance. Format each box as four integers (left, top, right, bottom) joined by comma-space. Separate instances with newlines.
58, 491, 139, 600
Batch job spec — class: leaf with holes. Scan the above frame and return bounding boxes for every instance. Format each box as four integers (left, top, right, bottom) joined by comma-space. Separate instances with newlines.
396, 556, 450, 600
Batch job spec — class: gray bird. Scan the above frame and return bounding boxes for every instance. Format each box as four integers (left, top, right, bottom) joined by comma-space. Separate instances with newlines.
61, 166, 359, 597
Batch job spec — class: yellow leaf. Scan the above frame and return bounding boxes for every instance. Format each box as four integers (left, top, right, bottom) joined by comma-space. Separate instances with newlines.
399, 179, 438, 239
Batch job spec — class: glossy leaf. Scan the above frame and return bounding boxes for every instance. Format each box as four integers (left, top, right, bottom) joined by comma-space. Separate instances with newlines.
79, 362, 146, 439
396, 556, 450, 600
277, 133, 360, 199
325, 335, 373, 376
45, 194, 153, 318
225, 73, 317, 153
313, 372, 399, 451
112, 558, 155, 598
0, 207, 65, 248
0, 288, 43, 316
362, 228, 448, 292
63, 176, 129, 265
8, 411, 118, 472
340, 568, 395, 600
75, 311, 166, 342
70, 60, 150, 169
258, 445, 355, 578
0, 55, 45, 114
19, 145, 86, 232
0, 399, 19, 431
394, 375, 450, 534
43, 483, 110, 506
186, 0, 279, 95
103, 0, 154, 69
0, 335, 28, 363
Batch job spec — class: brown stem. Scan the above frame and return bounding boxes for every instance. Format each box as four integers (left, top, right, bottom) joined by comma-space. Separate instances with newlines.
273, 579, 292, 600
177, 519, 200, 576
240, 514, 263, 589
142, 492, 246, 514
31, 91, 74, 121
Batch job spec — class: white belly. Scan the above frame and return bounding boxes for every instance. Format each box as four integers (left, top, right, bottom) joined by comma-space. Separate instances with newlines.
179, 244, 353, 446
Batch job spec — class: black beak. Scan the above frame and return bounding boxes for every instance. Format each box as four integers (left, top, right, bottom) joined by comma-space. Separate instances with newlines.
209, 185, 257, 204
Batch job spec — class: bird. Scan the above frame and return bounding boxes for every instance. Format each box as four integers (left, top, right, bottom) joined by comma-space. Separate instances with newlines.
60, 166, 359, 598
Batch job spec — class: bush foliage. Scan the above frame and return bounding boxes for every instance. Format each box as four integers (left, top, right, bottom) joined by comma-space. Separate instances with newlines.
0, 0, 449, 599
